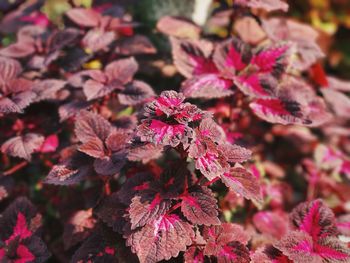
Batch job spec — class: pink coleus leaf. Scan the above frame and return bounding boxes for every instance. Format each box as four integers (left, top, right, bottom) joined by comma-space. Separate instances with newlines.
203, 223, 250, 256
127, 143, 164, 164
65, 8, 101, 27
275, 231, 350, 263
213, 37, 252, 75
215, 241, 251, 263
220, 167, 263, 206
263, 18, 324, 71
184, 246, 205, 263
157, 16, 201, 39
181, 186, 220, 226
126, 214, 194, 263
253, 211, 289, 239
0, 197, 40, 243
337, 214, 350, 236
290, 199, 338, 239
82, 28, 115, 52
1, 133, 44, 161
181, 73, 234, 99
129, 195, 171, 230
205, 223, 250, 245
39, 134, 59, 153
171, 37, 217, 78
138, 119, 192, 147
251, 42, 293, 78
218, 144, 252, 163
0, 56, 22, 84
235, 0, 289, 12
321, 88, 350, 119
144, 90, 186, 117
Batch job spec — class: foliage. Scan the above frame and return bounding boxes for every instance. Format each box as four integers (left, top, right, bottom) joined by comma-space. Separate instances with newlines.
0, 0, 350, 262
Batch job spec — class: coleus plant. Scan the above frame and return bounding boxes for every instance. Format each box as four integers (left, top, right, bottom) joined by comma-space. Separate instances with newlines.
0, 0, 350, 262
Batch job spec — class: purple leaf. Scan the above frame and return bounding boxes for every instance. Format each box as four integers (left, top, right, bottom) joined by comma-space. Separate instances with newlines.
75, 110, 113, 143
126, 214, 194, 263
127, 143, 164, 164
290, 199, 338, 239
221, 167, 263, 206
115, 35, 156, 55
129, 195, 171, 230
118, 80, 155, 106
181, 186, 220, 226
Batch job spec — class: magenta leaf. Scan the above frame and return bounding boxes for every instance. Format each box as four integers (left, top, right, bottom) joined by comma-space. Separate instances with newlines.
39, 134, 59, 153
253, 211, 289, 239
181, 73, 234, 99
127, 143, 164, 164
181, 186, 220, 226
290, 199, 338, 239
220, 167, 263, 206
1, 133, 44, 161
126, 214, 194, 263
171, 37, 217, 78
129, 195, 171, 230
275, 231, 350, 263
213, 37, 252, 74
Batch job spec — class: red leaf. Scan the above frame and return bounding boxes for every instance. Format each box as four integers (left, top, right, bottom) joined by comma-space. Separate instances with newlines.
181, 186, 220, 226
126, 214, 194, 263
171, 37, 217, 78
253, 211, 289, 239
181, 74, 233, 99
105, 57, 138, 85
290, 199, 338, 239
129, 195, 171, 230
127, 143, 164, 164
39, 134, 59, 153
220, 167, 263, 206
